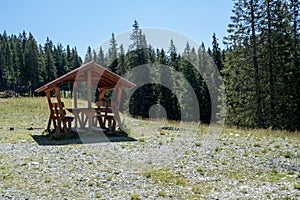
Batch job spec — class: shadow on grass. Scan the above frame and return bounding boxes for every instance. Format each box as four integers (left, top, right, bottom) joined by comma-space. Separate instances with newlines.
32, 129, 137, 146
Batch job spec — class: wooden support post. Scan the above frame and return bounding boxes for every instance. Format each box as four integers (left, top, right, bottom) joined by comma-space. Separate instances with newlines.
73, 82, 78, 127
87, 70, 92, 108
99, 89, 107, 101
87, 71, 93, 128
46, 90, 53, 131
73, 82, 77, 109
114, 87, 123, 131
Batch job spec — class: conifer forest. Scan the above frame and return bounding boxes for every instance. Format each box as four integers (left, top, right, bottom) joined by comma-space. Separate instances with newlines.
0, 0, 299, 131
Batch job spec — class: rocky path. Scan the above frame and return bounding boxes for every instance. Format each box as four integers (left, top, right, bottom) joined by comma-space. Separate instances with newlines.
0, 120, 300, 199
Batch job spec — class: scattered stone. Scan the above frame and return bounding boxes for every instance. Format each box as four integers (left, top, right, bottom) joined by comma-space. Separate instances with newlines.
30, 162, 40, 165
0, 120, 299, 199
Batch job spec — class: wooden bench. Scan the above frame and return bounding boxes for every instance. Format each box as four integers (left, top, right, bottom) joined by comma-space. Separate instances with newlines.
95, 101, 116, 130
47, 102, 74, 133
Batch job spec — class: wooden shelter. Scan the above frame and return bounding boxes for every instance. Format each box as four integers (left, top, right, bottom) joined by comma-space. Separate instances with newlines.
35, 61, 135, 134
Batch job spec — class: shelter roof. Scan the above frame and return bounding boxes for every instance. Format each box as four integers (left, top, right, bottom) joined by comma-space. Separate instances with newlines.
35, 61, 135, 93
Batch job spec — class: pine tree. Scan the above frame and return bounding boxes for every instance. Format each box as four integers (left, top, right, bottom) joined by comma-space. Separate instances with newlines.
198, 43, 213, 123
10, 35, 21, 92
23, 33, 39, 95
38, 44, 46, 88
129, 20, 141, 50
54, 43, 67, 77
156, 49, 168, 118
97, 46, 105, 67
0, 31, 12, 91
92, 49, 97, 64
125, 21, 154, 117
167, 40, 181, 120
223, 0, 299, 130
116, 44, 126, 75
70, 47, 82, 70
223, 0, 262, 128
290, 0, 300, 130
212, 33, 224, 73
44, 38, 57, 84
180, 43, 201, 121
107, 33, 118, 72
84, 46, 93, 63
168, 40, 179, 71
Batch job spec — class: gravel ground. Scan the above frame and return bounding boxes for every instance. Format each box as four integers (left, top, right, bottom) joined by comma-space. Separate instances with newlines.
0, 119, 300, 199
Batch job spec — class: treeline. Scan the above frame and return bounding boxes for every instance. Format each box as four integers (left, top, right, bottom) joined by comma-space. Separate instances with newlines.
1, 0, 299, 131
223, 0, 300, 130
0, 31, 82, 96
83, 21, 222, 123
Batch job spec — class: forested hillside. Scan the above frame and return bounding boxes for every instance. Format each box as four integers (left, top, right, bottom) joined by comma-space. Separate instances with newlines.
0, 0, 299, 131
0, 31, 82, 96
82, 21, 221, 124
223, 0, 299, 130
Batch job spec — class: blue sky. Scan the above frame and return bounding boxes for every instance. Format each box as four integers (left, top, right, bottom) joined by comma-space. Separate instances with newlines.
0, 0, 233, 57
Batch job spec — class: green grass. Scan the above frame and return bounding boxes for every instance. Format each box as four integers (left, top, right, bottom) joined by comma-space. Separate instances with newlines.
294, 184, 300, 190
197, 168, 205, 175
157, 191, 166, 197
95, 192, 101, 198
274, 144, 280, 148
282, 151, 293, 158
253, 143, 261, 147
159, 130, 166, 135
195, 142, 202, 147
0, 97, 75, 143
215, 147, 221, 152
130, 194, 141, 200
141, 168, 187, 186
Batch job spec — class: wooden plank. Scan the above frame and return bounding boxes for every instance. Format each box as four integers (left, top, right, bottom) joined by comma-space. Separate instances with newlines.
73, 82, 77, 109
73, 82, 78, 127
87, 70, 92, 109
114, 88, 123, 131
115, 88, 122, 109
45, 90, 53, 131
53, 87, 67, 133
98, 88, 108, 101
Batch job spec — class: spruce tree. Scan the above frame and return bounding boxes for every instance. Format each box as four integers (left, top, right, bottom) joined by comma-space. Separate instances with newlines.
84, 46, 93, 63
116, 44, 126, 75
223, 0, 299, 130
107, 33, 118, 72
290, 0, 300, 130
212, 33, 224, 73
24, 33, 39, 95
198, 43, 213, 123
44, 38, 57, 83
97, 46, 105, 67
223, 0, 262, 128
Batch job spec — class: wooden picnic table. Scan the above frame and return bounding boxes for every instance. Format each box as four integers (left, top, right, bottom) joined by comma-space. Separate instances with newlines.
67, 108, 99, 129
67, 107, 117, 130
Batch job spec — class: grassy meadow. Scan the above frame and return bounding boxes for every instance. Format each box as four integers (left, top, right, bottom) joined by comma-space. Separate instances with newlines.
0, 97, 300, 199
